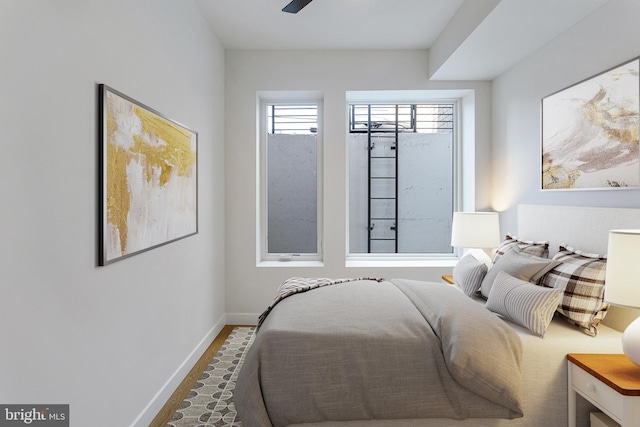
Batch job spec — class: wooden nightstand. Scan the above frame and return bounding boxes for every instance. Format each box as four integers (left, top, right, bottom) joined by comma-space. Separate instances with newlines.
441, 275, 455, 285
567, 353, 640, 427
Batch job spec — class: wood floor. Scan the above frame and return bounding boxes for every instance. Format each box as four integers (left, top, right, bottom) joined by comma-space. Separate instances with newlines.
149, 325, 249, 427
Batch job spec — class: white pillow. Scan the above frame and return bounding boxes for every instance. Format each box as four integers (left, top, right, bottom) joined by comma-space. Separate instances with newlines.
480, 246, 560, 298
453, 253, 488, 297
486, 271, 564, 337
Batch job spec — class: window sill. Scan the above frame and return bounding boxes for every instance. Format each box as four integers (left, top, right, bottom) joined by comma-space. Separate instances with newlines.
257, 260, 325, 268
345, 257, 458, 268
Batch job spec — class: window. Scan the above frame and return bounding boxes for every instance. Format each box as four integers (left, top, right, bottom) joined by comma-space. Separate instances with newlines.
348, 102, 458, 257
259, 101, 322, 263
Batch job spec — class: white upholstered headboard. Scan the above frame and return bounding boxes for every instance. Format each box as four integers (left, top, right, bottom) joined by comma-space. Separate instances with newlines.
517, 204, 640, 256
517, 204, 640, 331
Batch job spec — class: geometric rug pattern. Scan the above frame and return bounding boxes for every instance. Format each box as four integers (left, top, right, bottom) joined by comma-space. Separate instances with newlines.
166, 327, 255, 427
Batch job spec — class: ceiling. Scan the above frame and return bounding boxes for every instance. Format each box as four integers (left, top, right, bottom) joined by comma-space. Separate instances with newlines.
196, 0, 609, 81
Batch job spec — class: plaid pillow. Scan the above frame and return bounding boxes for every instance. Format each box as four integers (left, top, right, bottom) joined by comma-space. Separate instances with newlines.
492, 234, 549, 263
540, 246, 609, 336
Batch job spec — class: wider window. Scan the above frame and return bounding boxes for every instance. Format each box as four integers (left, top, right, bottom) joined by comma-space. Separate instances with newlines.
348, 102, 457, 257
259, 101, 322, 263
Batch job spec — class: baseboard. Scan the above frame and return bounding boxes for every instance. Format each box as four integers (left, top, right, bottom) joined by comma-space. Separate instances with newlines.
129, 314, 227, 427
226, 312, 259, 325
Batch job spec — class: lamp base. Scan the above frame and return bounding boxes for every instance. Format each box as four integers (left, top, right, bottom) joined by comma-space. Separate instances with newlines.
467, 248, 493, 268
623, 316, 640, 367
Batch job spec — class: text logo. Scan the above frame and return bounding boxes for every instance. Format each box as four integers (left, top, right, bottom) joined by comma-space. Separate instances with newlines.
0, 405, 68, 427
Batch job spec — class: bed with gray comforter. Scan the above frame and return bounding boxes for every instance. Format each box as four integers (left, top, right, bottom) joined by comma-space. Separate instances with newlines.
234, 278, 524, 427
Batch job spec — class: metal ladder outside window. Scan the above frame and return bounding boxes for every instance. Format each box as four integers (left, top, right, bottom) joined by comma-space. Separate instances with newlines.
367, 105, 401, 253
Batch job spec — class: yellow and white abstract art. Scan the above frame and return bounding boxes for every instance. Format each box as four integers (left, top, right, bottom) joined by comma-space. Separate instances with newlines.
542, 57, 639, 190
100, 85, 197, 265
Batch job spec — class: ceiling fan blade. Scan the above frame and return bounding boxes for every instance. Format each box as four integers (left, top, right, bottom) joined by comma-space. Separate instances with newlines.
282, 0, 313, 14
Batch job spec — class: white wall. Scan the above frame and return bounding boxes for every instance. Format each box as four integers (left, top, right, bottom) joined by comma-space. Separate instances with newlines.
0, 1, 225, 426
225, 50, 492, 319
492, 0, 640, 235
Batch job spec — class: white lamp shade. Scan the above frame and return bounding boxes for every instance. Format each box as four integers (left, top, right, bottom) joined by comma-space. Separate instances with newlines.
605, 229, 640, 309
450, 212, 501, 249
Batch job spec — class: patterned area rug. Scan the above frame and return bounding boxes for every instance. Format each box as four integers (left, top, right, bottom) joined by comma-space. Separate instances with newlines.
167, 327, 255, 427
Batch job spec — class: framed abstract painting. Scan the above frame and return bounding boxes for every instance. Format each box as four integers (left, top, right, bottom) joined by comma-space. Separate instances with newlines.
541, 57, 639, 190
99, 84, 198, 265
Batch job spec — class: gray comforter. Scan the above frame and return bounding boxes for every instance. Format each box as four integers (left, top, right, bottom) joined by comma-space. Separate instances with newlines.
235, 278, 523, 427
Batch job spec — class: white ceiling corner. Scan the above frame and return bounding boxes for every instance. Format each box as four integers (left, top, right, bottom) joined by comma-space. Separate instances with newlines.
196, 0, 610, 81
429, 0, 610, 80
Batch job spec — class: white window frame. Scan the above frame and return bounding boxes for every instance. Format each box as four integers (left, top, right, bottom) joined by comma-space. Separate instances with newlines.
345, 90, 470, 267
257, 93, 324, 266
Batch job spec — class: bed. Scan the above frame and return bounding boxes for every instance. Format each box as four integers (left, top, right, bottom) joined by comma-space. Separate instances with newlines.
235, 204, 640, 427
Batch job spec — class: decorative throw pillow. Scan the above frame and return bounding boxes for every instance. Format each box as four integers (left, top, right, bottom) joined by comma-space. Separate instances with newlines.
480, 246, 560, 299
540, 245, 608, 336
492, 234, 550, 264
453, 253, 488, 297
486, 271, 564, 337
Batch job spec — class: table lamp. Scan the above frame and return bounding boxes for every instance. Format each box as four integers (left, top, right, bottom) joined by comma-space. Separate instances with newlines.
450, 212, 501, 266
604, 229, 640, 367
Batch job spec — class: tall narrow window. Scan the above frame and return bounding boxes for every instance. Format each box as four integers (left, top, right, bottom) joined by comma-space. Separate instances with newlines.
348, 103, 456, 256
260, 102, 321, 261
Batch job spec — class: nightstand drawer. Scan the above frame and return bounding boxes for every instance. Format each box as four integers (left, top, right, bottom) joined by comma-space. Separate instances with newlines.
571, 363, 622, 419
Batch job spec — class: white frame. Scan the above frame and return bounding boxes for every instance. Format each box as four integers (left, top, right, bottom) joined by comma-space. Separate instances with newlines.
345, 96, 462, 262
257, 95, 324, 265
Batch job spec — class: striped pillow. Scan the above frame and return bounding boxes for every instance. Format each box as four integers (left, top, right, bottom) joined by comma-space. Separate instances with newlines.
492, 234, 549, 263
487, 271, 564, 337
540, 246, 608, 336
453, 253, 488, 297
